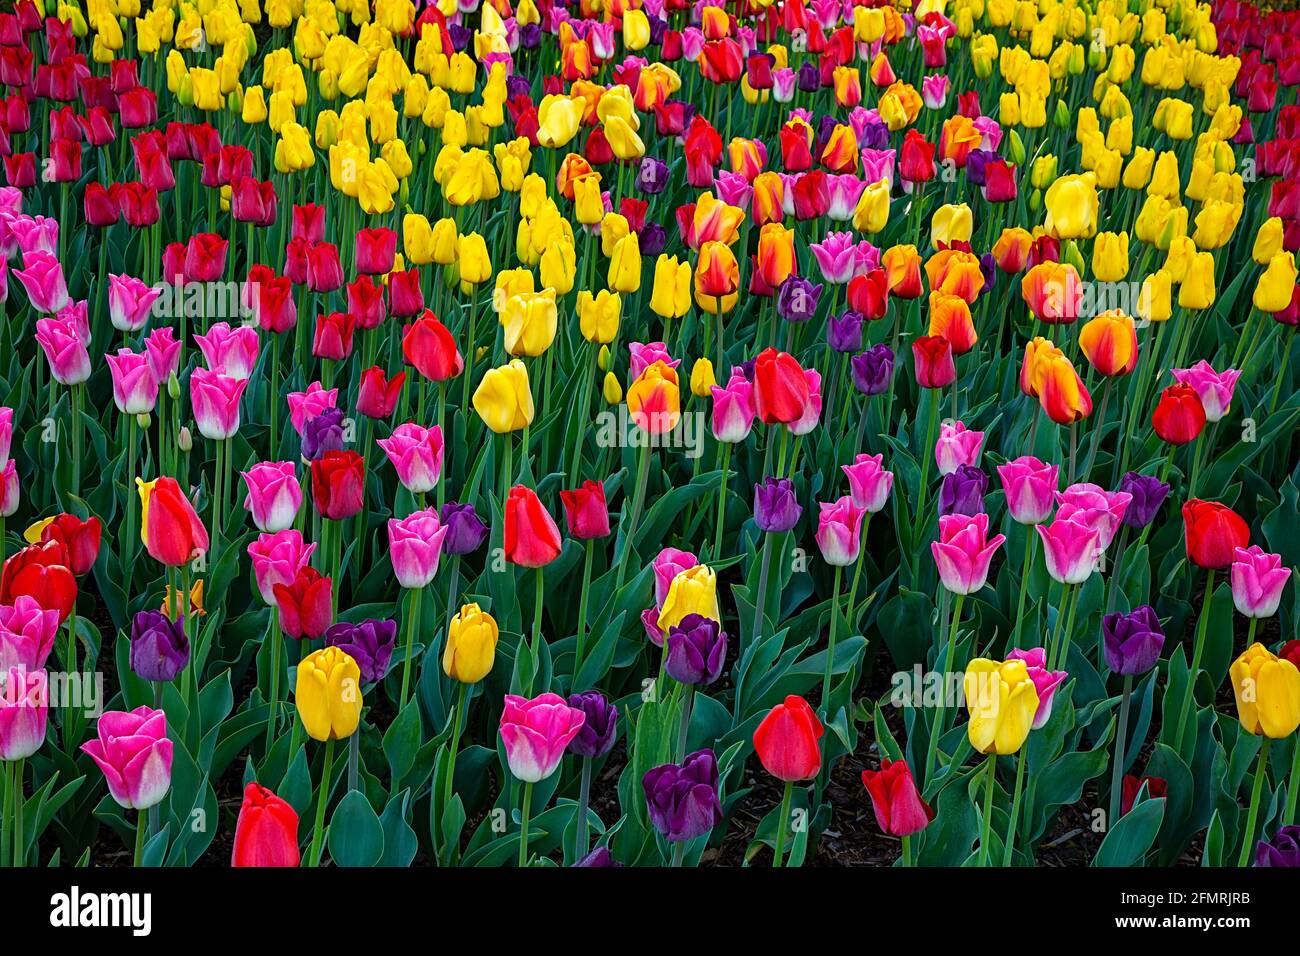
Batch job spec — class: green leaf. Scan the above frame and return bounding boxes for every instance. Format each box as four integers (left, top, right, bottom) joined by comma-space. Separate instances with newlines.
327, 791, 386, 867
1093, 798, 1165, 867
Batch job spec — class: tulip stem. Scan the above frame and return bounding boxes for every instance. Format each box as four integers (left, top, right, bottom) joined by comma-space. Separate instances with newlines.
133, 808, 146, 868
308, 738, 336, 868
125, 414, 138, 571
1053, 584, 1080, 674
63, 605, 78, 752
677, 682, 695, 761
1011, 529, 1036, 651
1003, 748, 1026, 866
528, 566, 545, 692
844, 517, 871, 637
573, 539, 594, 683
1172, 568, 1215, 754
910, 392, 940, 582
821, 565, 844, 720
979, 753, 997, 866
1286, 728, 1300, 826
773, 779, 794, 867
576, 755, 593, 861
12, 759, 23, 866
347, 730, 359, 794
1, 762, 10, 868
444, 682, 467, 819
750, 531, 773, 654
1238, 739, 1272, 867
265, 610, 282, 751
924, 590, 966, 787
712, 442, 731, 561
1082, 377, 1112, 482
269, 332, 281, 458
518, 781, 534, 868
1107, 674, 1135, 828
569, 345, 597, 486
399, 586, 423, 706
615, 444, 650, 590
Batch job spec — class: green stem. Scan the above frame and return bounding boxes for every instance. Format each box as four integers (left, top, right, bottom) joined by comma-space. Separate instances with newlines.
979, 753, 997, 866
12, 759, 23, 866
573, 539, 594, 683
444, 682, 467, 814
1011, 528, 1036, 649
265, 611, 282, 751
615, 443, 650, 589
1002, 748, 1026, 866
518, 781, 534, 868
1108, 674, 1135, 825
773, 779, 794, 867
308, 738, 337, 867
1238, 739, 1272, 867
910, 393, 940, 580
924, 590, 966, 786
133, 808, 147, 868
576, 756, 593, 861
712, 442, 732, 561
821, 565, 844, 717
1173, 568, 1216, 753
399, 586, 423, 705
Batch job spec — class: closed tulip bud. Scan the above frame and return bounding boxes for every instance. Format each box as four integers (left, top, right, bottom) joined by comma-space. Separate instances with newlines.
1231, 547, 1292, 620
754, 476, 802, 532
1231, 643, 1300, 738
689, 358, 717, 398
0, 667, 47, 760
1182, 499, 1250, 570
232, 783, 300, 867
1254, 252, 1299, 314
505, 485, 563, 568
753, 695, 823, 780
862, 760, 932, 836
567, 691, 619, 759
129, 609, 189, 682
964, 658, 1039, 754
642, 749, 723, 842
602, 371, 623, 404
1178, 252, 1216, 310
911, 335, 956, 389
294, 646, 362, 741
1102, 605, 1165, 676
443, 602, 498, 684
137, 477, 209, 566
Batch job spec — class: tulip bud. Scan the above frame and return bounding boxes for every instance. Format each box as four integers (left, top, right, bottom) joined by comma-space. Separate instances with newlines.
167, 370, 181, 399
603, 372, 622, 404
598, 345, 612, 371
136, 412, 151, 430
1007, 129, 1026, 166
178, 426, 192, 452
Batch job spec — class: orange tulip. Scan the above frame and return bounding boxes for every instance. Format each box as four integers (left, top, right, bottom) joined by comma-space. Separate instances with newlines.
1078, 309, 1138, 377
1021, 261, 1083, 323
626, 360, 682, 434
695, 241, 739, 313
1037, 352, 1093, 424
883, 244, 924, 298
756, 223, 796, 289
928, 293, 978, 355
924, 249, 985, 303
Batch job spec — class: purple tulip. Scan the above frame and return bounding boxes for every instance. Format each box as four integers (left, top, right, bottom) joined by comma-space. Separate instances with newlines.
1116, 471, 1169, 530
642, 748, 724, 842
826, 310, 864, 353
324, 618, 396, 683
567, 690, 619, 758
851, 344, 894, 396
129, 610, 190, 683
573, 846, 623, 867
300, 407, 346, 461
776, 275, 822, 323
665, 614, 727, 686
637, 157, 669, 195
1257, 824, 1300, 867
1102, 605, 1165, 675
439, 501, 489, 555
640, 222, 667, 257
938, 464, 987, 517
754, 476, 802, 533
797, 61, 820, 93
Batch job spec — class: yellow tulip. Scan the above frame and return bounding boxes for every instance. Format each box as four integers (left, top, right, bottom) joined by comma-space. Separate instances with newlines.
472, 360, 534, 433
607, 232, 642, 294
537, 94, 585, 149
242, 85, 267, 124
431, 218, 458, 265
1178, 252, 1217, 311
1254, 252, 1299, 314
602, 371, 623, 404
295, 647, 363, 742
404, 213, 435, 265
963, 658, 1040, 755
690, 358, 717, 398
456, 233, 492, 288
443, 603, 499, 684
1091, 231, 1129, 282
656, 565, 720, 632
540, 239, 577, 295
1044, 174, 1099, 239
1253, 218, 1285, 266
1137, 270, 1173, 323
501, 290, 558, 357
577, 289, 622, 344
650, 255, 692, 319
853, 179, 890, 234
1231, 643, 1300, 738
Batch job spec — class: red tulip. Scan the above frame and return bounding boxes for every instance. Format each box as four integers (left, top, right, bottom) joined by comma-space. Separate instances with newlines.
310, 450, 366, 520
83, 181, 118, 227
355, 227, 397, 275
0, 542, 76, 622
184, 232, 228, 283
139, 477, 210, 568
387, 267, 424, 318
312, 311, 356, 361
911, 335, 957, 389
347, 275, 387, 330
272, 566, 333, 639
559, 480, 611, 539
1182, 499, 1250, 570
861, 760, 933, 836
232, 783, 300, 867
847, 268, 889, 320
899, 129, 936, 183
357, 366, 405, 419
753, 347, 812, 425
1152, 383, 1206, 445
753, 694, 823, 781
38, 513, 101, 575
504, 485, 563, 567
292, 203, 325, 243
306, 242, 343, 293
402, 311, 463, 382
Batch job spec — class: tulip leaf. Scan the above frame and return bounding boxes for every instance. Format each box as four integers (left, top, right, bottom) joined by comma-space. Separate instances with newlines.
378, 790, 419, 868
1093, 797, 1164, 867
383, 701, 423, 787
916, 774, 980, 866
327, 790, 386, 867
1202, 810, 1226, 867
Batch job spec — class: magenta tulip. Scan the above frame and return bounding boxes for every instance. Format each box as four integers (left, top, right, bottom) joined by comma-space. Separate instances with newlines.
12, 250, 68, 313
144, 326, 181, 382
387, 507, 448, 589
709, 370, 756, 443
377, 423, 444, 495
1231, 546, 1292, 619
997, 455, 1058, 525
107, 273, 161, 332
842, 453, 894, 513
1006, 647, 1068, 729
499, 692, 587, 783
931, 512, 1006, 594
34, 315, 90, 384
190, 367, 248, 440
815, 495, 866, 566
105, 348, 159, 415
241, 461, 302, 533
935, 420, 983, 476
1035, 517, 1101, 584
195, 321, 260, 380
0, 666, 47, 760
0, 595, 60, 670
1054, 483, 1131, 550
247, 529, 316, 605
81, 706, 173, 810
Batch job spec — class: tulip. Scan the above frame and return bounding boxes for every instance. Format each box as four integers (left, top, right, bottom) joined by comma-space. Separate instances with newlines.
642, 749, 724, 844
664, 613, 727, 685
504, 485, 562, 568
934, 421, 983, 476
378, 423, 444, 496
559, 481, 611, 539
1035, 518, 1101, 585
81, 707, 173, 809
912, 335, 956, 389
567, 691, 618, 759
1231, 546, 1291, 620
295, 646, 362, 742
1171, 361, 1240, 423
34, 513, 101, 576
129, 609, 189, 682
754, 477, 802, 532
232, 783, 300, 867
931, 513, 1006, 595
861, 760, 933, 841
247, 530, 316, 606
402, 312, 463, 382
34, 316, 90, 385
0, 596, 60, 670
1231, 643, 1300, 739
1079, 310, 1138, 376
324, 619, 396, 685
107, 274, 161, 332
273, 567, 333, 640
194, 323, 259, 379
1116, 472, 1169, 530
0, 666, 46, 761
473, 360, 534, 433
754, 695, 823, 781
310, 451, 365, 521
189, 368, 247, 440
842, 454, 894, 514
500, 692, 586, 784
440, 502, 489, 556
938, 465, 988, 518
241, 462, 302, 534
997, 456, 1058, 525
627, 361, 682, 435
1256, 825, 1300, 868
963, 658, 1040, 755
1152, 383, 1206, 445
851, 344, 895, 395
1005, 648, 1067, 729
356, 367, 405, 419
387, 508, 447, 589
1182, 499, 1250, 570
710, 372, 756, 443
753, 348, 813, 425
1102, 605, 1165, 675
443, 603, 498, 684
137, 477, 209, 567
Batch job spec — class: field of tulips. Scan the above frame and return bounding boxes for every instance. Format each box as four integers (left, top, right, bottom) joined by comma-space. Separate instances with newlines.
0, 0, 1297, 875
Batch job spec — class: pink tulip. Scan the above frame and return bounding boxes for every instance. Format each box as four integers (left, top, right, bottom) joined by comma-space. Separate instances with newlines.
9, 214, 57, 257
935, 420, 983, 476
710, 370, 755, 443
0, 459, 16, 518
810, 231, 858, 284
628, 341, 680, 380
1172, 360, 1241, 423
387, 507, 448, 589
1230, 546, 1292, 619
195, 321, 260, 380
377, 423, 444, 495
1054, 483, 1131, 549
997, 455, 1058, 525
190, 367, 247, 439
12, 250, 69, 313
0, 596, 61, 670
826, 175, 868, 222
81, 706, 173, 810
34, 315, 90, 384
788, 367, 823, 436
930, 512, 1006, 594
842, 453, 894, 513
921, 73, 950, 109
1035, 517, 1101, 584
653, 547, 700, 607
247, 529, 316, 605
105, 348, 159, 414
498, 692, 587, 783
107, 273, 161, 332
287, 381, 338, 434
0, 405, 11, 467
1006, 648, 1067, 729
144, 326, 181, 382
0, 667, 47, 760
815, 495, 866, 566
58, 299, 91, 345
241, 461, 302, 533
